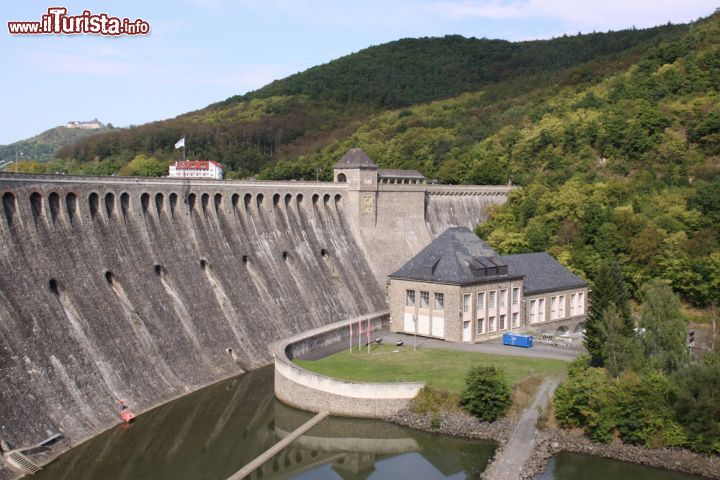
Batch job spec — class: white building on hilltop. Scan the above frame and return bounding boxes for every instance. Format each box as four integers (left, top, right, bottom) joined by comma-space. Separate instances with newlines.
169, 160, 224, 180
66, 119, 104, 129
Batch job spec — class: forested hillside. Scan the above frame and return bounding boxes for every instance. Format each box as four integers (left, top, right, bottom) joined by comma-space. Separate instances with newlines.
0, 124, 111, 167
51, 21, 688, 178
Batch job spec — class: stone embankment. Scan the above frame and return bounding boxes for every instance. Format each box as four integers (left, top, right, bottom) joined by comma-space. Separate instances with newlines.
522, 428, 720, 480
389, 406, 720, 480
388, 409, 514, 444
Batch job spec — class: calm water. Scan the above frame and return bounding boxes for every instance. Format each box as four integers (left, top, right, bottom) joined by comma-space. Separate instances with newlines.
535, 453, 711, 480
34, 366, 496, 480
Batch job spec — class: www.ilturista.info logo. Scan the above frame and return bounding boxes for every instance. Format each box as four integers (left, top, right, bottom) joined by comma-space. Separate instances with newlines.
8, 7, 150, 36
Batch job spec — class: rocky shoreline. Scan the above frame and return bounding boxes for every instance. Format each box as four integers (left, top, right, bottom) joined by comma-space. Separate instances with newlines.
387, 408, 514, 444
523, 428, 720, 480
386, 409, 720, 480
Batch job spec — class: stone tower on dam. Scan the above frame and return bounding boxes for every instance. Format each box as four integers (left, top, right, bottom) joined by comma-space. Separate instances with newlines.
0, 149, 511, 456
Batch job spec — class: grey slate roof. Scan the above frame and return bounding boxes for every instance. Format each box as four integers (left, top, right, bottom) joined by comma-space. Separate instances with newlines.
333, 148, 378, 169
389, 227, 521, 285
378, 168, 426, 179
499, 252, 587, 295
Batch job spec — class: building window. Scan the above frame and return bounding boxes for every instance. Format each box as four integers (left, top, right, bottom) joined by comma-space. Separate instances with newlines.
477, 292, 485, 314
406, 290, 415, 307
488, 290, 496, 309
551, 296, 557, 320
538, 298, 545, 322
420, 291, 429, 309
489, 316, 496, 332
435, 293, 444, 311
463, 294, 471, 313
512, 287, 520, 305
477, 318, 484, 334
559, 295, 565, 318
529, 299, 536, 324
499, 314, 506, 330
499, 289, 507, 308
578, 292, 584, 313
512, 312, 519, 328
570, 293, 577, 316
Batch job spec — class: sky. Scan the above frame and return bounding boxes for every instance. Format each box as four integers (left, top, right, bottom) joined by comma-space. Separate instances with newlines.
0, 0, 717, 144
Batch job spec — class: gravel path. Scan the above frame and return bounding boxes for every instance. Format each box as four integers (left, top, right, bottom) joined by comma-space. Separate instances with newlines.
484, 377, 561, 480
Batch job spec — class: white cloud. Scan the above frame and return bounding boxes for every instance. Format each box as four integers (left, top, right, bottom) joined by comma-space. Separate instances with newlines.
426, 0, 718, 32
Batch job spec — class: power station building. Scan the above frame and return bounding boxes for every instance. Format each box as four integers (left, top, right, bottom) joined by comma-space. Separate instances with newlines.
168, 160, 224, 179
388, 227, 588, 342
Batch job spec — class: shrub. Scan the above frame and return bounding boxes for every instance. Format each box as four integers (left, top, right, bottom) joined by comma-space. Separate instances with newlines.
460, 365, 511, 421
554, 359, 615, 443
410, 386, 460, 415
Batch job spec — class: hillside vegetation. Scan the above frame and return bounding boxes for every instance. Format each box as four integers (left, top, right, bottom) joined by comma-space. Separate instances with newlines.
0, 125, 111, 167
282, 13, 720, 308
52, 22, 688, 178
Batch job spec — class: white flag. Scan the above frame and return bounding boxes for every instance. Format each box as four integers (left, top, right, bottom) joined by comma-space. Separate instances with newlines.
174, 137, 185, 149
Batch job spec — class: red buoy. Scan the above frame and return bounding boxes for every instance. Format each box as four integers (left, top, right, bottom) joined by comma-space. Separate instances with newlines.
118, 400, 136, 423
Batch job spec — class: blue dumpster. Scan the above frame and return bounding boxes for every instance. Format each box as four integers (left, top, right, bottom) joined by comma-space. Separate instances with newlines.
503, 333, 533, 348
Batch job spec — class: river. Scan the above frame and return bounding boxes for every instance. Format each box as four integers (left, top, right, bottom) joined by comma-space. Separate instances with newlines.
32, 366, 712, 480
33, 366, 495, 479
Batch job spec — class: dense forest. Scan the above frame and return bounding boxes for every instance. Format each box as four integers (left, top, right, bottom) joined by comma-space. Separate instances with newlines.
47, 21, 689, 178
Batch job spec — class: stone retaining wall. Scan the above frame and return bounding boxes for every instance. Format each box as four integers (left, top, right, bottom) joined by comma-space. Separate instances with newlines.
273, 312, 425, 418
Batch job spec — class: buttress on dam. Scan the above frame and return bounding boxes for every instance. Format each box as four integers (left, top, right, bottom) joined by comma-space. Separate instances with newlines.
0, 163, 510, 465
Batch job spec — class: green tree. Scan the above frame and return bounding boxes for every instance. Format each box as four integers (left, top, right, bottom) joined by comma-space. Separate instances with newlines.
119, 154, 168, 177
585, 260, 633, 366
553, 357, 616, 443
671, 354, 720, 454
601, 304, 642, 377
13, 160, 48, 173
460, 365, 511, 421
639, 279, 689, 373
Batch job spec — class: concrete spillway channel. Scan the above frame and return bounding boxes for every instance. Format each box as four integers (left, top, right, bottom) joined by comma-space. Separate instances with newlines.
226, 411, 329, 480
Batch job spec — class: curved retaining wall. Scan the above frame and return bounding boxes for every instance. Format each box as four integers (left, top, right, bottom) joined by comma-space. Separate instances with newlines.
273, 312, 425, 418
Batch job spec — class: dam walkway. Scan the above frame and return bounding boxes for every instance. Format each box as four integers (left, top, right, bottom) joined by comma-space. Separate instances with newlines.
484, 377, 561, 480
227, 411, 329, 480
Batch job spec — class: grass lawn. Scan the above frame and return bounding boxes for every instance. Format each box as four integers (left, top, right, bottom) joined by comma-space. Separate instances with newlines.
295, 344, 568, 394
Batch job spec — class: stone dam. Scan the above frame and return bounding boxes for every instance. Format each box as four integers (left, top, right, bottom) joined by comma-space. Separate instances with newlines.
0, 172, 510, 461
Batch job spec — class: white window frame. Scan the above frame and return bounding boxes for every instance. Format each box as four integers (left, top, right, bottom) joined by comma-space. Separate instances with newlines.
477, 317, 484, 334
489, 316, 496, 332
538, 298, 545, 322
488, 290, 496, 309
570, 293, 577, 316
477, 292, 485, 314
578, 292, 584, 313
512, 287, 520, 305
463, 293, 471, 313
499, 289, 507, 308
529, 299, 536, 324
499, 314, 506, 330
420, 291, 429, 309
435, 292, 444, 311
558, 295, 565, 318
512, 311, 519, 328
551, 296, 557, 320
406, 290, 415, 307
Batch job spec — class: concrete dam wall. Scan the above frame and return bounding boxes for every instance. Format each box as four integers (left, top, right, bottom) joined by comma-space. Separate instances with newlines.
0, 173, 509, 457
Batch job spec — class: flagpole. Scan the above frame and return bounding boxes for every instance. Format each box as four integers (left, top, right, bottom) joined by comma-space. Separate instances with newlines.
367, 317, 370, 355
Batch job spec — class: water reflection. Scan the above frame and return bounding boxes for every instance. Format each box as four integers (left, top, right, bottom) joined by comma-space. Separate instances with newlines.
535, 453, 711, 480
35, 367, 495, 480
